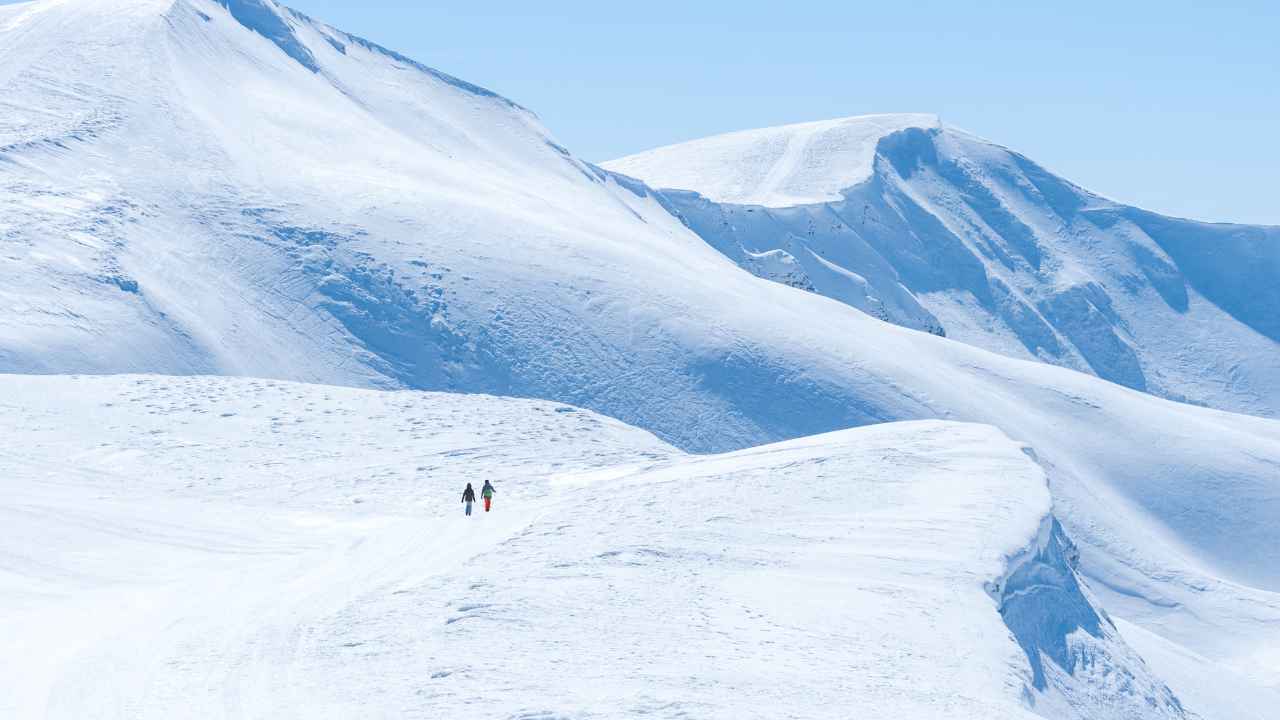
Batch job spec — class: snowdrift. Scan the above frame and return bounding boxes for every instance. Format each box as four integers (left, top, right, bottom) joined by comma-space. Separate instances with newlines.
1, 374, 1181, 719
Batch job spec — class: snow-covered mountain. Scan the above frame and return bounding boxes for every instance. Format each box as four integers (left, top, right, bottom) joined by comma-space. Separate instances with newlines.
2, 1, 1279, 718
605, 115, 1280, 419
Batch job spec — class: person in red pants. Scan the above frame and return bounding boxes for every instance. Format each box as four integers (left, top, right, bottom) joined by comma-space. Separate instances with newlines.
482, 480, 496, 512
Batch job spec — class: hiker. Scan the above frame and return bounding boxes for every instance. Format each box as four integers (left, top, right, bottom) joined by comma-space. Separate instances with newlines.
462, 482, 476, 516
482, 480, 496, 512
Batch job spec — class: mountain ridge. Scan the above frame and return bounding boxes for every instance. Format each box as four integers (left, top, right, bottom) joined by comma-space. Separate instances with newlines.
607, 112, 942, 207
604, 120, 1280, 418
2, 3, 1279, 716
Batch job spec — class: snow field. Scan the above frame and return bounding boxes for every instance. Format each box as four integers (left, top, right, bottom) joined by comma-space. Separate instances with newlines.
0, 374, 673, 718
1, 1, 1278, 717
0, 373, 1141, 719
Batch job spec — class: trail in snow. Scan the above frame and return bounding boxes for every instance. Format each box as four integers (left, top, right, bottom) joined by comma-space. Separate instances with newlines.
22, 490, 546, 719
0, 375, 674, 718
750, 119, 823, 205
0, 2, 1277, 718
0, 374, 1185, 719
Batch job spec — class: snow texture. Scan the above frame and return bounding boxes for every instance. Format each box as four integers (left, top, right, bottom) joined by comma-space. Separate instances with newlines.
1, 2, 1279, 718
606, 113, 941, 207
1, 374, 1179, 719
604, 120, 1280, 420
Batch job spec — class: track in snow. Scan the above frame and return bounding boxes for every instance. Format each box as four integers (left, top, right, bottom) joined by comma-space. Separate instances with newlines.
1, 375, 1194, 719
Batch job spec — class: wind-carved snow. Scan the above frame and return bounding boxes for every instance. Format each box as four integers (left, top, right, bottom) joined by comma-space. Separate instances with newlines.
741, 248, 816, 292
0, 375, 1181, 719
214, 0, 320, 71
994, 517, 1186, 718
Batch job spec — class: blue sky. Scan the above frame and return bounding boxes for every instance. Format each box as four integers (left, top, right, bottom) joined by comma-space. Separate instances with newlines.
6, 0, 1276, 223
276, 0, 1277, 224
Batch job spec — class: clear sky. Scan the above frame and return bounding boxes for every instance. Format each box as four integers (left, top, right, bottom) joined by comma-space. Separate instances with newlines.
6, 0, 1276, 223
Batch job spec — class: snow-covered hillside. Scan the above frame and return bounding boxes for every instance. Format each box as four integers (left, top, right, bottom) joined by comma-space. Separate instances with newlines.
1, 375, 1188, 719
605, 116, 1280, 419
3, 1, 1280, 717
603, 113, 943, 208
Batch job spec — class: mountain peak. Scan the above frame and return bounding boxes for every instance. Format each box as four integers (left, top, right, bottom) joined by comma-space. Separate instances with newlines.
604, 113, 940, 207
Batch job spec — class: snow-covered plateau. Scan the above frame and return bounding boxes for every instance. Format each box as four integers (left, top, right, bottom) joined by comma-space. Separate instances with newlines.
1, 0, 1278, 718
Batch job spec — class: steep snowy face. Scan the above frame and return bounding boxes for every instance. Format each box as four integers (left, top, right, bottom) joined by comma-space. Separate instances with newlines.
604, 120, 1280, 420
0, 0, 741, 409
212, 0, 321, 71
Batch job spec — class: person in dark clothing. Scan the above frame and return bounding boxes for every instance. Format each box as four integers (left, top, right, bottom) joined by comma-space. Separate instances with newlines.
482, 480, 496, 512
462, 483, 476, 516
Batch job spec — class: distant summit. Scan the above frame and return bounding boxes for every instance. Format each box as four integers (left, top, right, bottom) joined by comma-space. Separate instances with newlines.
605, 117, 1280, 418
607, 113, 940, 207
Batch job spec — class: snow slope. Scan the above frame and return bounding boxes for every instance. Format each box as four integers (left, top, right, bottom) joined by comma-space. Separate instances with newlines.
605, 117, 1280, 419
2, 2, 1280, 717
1, 374, 1183, 719
601, 113, 941, 207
